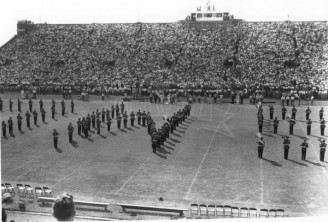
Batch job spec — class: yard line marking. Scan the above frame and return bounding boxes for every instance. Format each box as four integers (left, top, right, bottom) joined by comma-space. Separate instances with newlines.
184, 104, 231, 199
115, 154, 152, 194
299, 123, 328, 179
260, 159, 264, 204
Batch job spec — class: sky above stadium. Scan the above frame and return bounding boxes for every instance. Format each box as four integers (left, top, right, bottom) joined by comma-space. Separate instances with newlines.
1, 0, 328, 47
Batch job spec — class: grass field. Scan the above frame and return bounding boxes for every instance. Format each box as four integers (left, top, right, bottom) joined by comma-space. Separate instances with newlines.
1, 94, 328, 219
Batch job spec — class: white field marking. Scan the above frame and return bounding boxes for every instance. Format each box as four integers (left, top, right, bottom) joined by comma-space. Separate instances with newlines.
260, 158, 264, 204
184, 104, 231, 199
115, 153, 152, 194
299, 123, 328, 179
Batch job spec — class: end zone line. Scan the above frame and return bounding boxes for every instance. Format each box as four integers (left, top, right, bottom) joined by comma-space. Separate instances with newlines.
184, 104, 231, 199
299, 123, 328, 179
115, 154, 152, 194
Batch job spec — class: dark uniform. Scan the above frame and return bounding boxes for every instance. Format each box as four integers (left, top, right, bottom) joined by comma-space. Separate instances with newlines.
291, 106, 297, 120
319, 140, 327, 162
96, 118, 101, 135
319, 108, 324, 121
2, 121, 7, 137
130, 112, 135, 126
283, 137, 290, 159
258, 116, 263, 133
117, 114, 122, 129
86, 114, 91, 131
107, 117, 112, 132
53, 129, 59, 148
115, 104, 120, 116
257, 138, 265, 158
320, 119, 326, 136
273, 117, 279, 134
120, 102, 124, 114
307, 119, 312, 135
91, 112, 96, 128
71, 100, 74, 113
111, 105, 115, 119
33, 110, 38, 125
142, 111, 147, 126
300, 140, 308, 161
305, 107, 311, 120
18, 99, 22, 112
281, 106, 287, 120
77, 118, 82, 135
25, 111, 31, 128
28, 99, 33, 112
41, 108, 46, 122
68, 123, 74, 143
0, 98, 3, 112
8, 117, 13, 135
51, 104, 56, 119
152, 134, 157, 153
123, 112, 128, 128
61, 100, 65, 116
106, 109, 110, 122
9, 99, 13, 112
39, 99, 43, 111
83, 121, 89, 138
101, 109, 106, 123
17, 114, 23, 131
289, 119, 295, 135
137, 110, 141, 125
269, 105, 274, 120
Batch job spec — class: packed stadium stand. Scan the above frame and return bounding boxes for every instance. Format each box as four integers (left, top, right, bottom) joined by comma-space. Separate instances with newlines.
0, 21, 327, 95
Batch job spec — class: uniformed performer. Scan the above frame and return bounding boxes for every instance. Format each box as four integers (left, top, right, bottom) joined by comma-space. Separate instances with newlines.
130, 111, 135, 126
281, 105, 287, 120
96, 117, 101, 135
77, 118, 82, 135
53, 129, 59, 148
39, 99, 43, 111
83, 121, 89, 138
319, 139, 327, 162
320, 118, 326, 136
8, 117, 13, 136
2, 120, 7, 137
123, 112, 128, 128
0, 97, 3, 112
305, 107, 311, 120
283, 136, 290, 159
306, 118, 312, 135
152, 133, 157, 153
107, 117, 112, 132
71, 100, 74, 113
68, 123, 74, 143
319, 107, 324, 120
41, 108, 46, 123
115, 103, 120, 116
257, 137, 265, 158
142, 111, 147, 127
273, 117, 279, 134
120, 102, 125, 114
33, 110, 38, 125
91, 112, 96, 128
111, 105, 115, 119
17, 99, 22, 113
258, 116, 263, 133
51, 104, 56, 119
289, 119, 296, 135
61, 100, 65, 116
17, 113, 23, 131
269, 105, 274, 120
117, 114, 122, 129
291, 106, 297, 120
86, 114, 91, 131
25, 111, 31, 128
28, 99, 33, 112
101, 108, 106, 123
9, 99, 13, 112
137, 110, 141, 125
106, 108, 110, 122
300, 140, 308, 161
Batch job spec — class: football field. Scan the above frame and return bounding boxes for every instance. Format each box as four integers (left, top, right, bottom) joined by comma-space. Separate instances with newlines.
1, 95, 328, 218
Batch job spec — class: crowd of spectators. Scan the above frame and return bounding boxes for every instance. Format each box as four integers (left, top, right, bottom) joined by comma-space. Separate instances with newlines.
0, 21, 327, 97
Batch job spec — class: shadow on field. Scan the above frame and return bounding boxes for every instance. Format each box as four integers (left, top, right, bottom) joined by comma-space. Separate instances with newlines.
165, 141, 175, 146
53, 118, 58, 121
133, 126, 140, 129
2, 136, 8, 140
55, 147, 63, 153
294, 134, 309, 140
262, 133, 275, 138
19, 130, 25, 134
109, 132, 117, 136
126, 127, 134, 131
172, 133, 182, 138
287, 159, 308, 167
71, 140, 79, 148
179, 126, 188, 130
10, 134, 16, 138
99, 135, 106, 139
169, 138, 180, 143
155, 152, 167, 159
305, 160, 324, 167
157, 147, 171, 155
28, 127, 33, 130
262, 157, 282, 167
164, 144, 174, 150
175, 129, 185, 134
120, 129, 127, 133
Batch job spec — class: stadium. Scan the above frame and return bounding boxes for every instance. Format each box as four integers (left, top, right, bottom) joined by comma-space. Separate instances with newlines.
1, 0, 328, 221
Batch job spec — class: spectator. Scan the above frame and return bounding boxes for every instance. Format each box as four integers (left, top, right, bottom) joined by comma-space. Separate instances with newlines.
52, 193, 76, 221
